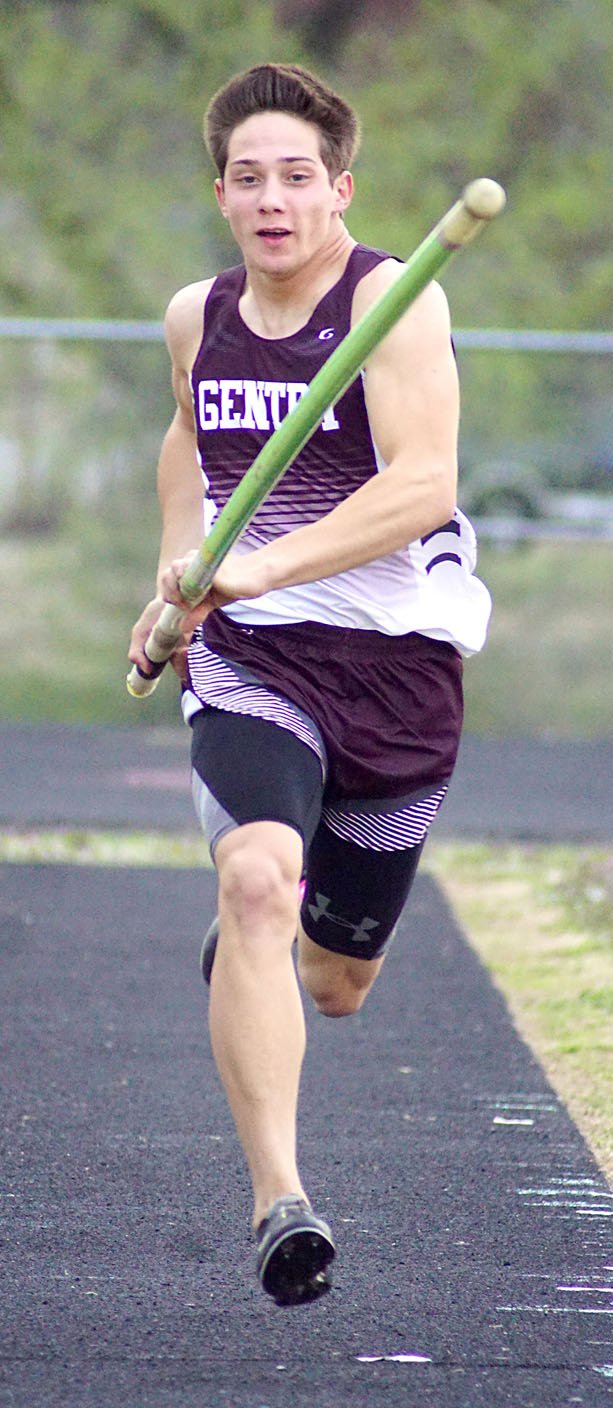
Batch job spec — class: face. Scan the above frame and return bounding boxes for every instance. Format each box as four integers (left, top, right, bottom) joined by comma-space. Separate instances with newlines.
215, 111, 353, 276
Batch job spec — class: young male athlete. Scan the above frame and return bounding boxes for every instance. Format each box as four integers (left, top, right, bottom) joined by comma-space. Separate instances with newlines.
129, 63, 491, 1307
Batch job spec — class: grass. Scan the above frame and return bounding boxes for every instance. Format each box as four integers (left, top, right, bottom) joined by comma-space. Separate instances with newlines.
0, 828, 207, 868
8, 513, 613, 735
9, 506, 180, 727
465, 539, 613, 735
427, 841, 613, 1186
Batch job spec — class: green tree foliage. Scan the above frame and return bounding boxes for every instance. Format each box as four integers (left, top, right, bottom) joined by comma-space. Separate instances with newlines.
0, 0, 309, 524
337, 0, 613, 479
1, 0, 610, 324
341, 0, 612, 330
277, 0, 420, 63
0, 0, 611, 520
0, 0, 308, 315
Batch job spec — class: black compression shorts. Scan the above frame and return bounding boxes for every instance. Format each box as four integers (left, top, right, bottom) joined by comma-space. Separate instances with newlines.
191, 706, 428, 961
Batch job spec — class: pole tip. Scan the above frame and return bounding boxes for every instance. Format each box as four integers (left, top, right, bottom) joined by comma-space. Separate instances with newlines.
463, 178, 507, 221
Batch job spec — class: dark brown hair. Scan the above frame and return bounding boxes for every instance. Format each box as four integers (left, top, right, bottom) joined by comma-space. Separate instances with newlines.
205, 63, 361, 181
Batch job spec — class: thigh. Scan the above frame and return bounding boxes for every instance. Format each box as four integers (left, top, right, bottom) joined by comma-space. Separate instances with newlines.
300, 823, 425, 961
190, 706, 325, 860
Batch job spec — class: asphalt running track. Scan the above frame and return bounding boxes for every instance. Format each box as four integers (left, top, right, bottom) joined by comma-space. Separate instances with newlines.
1, 721, 613, 841
1, 726, 612, 1407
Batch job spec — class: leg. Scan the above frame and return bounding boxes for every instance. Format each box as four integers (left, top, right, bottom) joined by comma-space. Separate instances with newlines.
297, 821, 426, 1017
209, 819, 306, 1228
190, 706, 326, 1230
297, 927, 386, 1017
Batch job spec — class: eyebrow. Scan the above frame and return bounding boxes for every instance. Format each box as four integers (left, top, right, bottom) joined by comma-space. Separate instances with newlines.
228, 156, 318, 169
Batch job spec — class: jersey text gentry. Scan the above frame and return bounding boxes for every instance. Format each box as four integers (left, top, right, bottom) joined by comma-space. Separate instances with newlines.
195, 378, 340, 433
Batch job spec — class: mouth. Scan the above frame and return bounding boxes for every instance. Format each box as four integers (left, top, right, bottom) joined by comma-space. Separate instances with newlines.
257, 228, 291, 245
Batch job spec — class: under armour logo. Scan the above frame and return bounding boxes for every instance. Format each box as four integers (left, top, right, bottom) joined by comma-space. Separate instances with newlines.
307, 892, 379, 944
318, 327, 335, 341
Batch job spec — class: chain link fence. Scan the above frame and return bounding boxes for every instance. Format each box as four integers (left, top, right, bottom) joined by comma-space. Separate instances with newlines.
2, 320, 612, 541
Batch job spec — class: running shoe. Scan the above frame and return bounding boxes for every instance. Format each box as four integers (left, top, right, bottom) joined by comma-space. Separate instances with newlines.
200, 916, 219, 986
255, 1195, 335, 1307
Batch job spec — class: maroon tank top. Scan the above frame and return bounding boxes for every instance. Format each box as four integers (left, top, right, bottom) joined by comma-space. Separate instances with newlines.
189, 243, 393, 547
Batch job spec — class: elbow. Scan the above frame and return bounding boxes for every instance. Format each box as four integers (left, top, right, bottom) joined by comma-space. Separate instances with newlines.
418, 468, 457, 539
388, 453, 457, 544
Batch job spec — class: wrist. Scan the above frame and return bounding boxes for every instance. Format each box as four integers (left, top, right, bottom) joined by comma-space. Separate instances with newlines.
248, 540, 293, 597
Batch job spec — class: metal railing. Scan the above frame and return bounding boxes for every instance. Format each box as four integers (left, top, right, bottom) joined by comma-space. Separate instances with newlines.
1, 318, 612, 353
1, 320, 611, 541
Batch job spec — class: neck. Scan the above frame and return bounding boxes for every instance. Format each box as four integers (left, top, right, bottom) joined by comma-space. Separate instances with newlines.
240, 224, 355, 339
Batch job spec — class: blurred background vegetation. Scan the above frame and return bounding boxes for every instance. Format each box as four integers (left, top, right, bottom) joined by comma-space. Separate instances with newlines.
1, 0, 612, 733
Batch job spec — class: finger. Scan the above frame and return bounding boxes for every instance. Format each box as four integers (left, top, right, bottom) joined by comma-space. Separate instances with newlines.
159, 562, 187, 601
128, 644, 153, 672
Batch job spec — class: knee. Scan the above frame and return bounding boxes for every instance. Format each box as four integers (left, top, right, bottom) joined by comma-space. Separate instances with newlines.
218, 842, 300, 932
314, 987, 366, 1019
298, 960, 368, 1019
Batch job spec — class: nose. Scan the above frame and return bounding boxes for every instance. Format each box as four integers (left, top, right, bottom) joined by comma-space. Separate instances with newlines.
257, 174, 285, 211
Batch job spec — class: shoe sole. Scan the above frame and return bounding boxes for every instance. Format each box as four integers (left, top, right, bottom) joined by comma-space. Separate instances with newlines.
258, 1225, 335, 1306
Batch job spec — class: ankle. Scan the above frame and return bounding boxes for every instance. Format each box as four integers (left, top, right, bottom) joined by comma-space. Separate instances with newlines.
253, 1187, 309, 1232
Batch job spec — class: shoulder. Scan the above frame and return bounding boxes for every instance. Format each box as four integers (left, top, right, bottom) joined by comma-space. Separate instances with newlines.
163, 278, 216, 361
352, 259, 451, 339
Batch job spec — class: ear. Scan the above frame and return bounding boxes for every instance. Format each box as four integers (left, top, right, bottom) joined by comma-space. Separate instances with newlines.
214, 178, 227, 218
333, 170, 354, 215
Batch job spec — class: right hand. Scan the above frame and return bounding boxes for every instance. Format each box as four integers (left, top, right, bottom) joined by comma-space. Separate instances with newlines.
128, 596, 192, 683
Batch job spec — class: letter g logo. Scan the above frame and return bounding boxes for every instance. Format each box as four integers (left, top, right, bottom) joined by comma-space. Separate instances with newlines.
318, 327, 335, 341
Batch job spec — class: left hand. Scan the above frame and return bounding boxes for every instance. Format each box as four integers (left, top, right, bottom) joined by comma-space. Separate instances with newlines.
128, 593, 193, 683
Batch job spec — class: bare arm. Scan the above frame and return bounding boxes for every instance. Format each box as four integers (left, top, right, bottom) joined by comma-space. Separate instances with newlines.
251, 271, 458, 590
128, 283, 211, 671
155, 408, 204, 594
